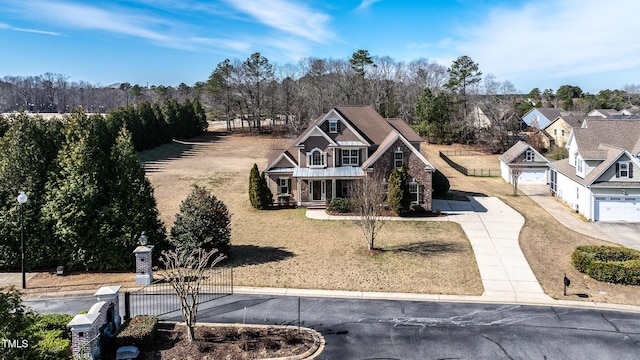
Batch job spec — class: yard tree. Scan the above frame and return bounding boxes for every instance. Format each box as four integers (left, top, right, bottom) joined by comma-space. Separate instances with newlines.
0, 113, 63, 269
413, 88, 452, 143
170, 185, 232, 256
349, 173, 388, 250
160, 246, 225, 343
242, 52, 274, 130
510, 166, 523, 196
386, 165, 411, 216
445, 55, 482, 99
248, 163, 272, 209
444, 55, 482, 142
106, 126, 167, 267
0, 287, 38, 360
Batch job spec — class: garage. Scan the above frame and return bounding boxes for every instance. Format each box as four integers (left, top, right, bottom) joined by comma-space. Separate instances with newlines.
518, 168, 547, 184
594, 197, 640, 222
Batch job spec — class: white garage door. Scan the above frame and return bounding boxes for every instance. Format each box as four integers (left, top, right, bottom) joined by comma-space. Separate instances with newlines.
595, 197, 640, 222
518, 169, 547, 184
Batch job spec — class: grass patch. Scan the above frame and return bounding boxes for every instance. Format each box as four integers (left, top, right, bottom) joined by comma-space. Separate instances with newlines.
143, 133, 483, 295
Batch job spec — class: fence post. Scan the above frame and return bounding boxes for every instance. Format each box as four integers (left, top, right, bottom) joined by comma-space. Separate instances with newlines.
124, 292, 130, 322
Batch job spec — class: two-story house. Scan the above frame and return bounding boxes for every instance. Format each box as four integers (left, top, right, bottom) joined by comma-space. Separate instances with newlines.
549, 120, 640, 222
264, 106, 435, 209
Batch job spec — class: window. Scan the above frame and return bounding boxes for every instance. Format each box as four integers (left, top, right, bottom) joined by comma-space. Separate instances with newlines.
409, 179, 421, 204
277, 178, 291, 195
524, 150, 534, 162
617, 161, 630, 178
307, 148, 326, 168
338, 180, 350, 197
341, 149, 359, 166
561, 129, 565, 136
394, 151, 404, 168
577, 158, 583, 173
554, 129, 557, 136
328, 120, 338, 133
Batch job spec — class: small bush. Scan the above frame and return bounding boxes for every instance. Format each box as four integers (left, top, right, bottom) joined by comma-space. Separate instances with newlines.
571, 245, 640, 285
34, 313, 74, 335
116, 315, 158, 349
33, 329, 71, 360
327, 197, 352, 213
432, 169, 450, 197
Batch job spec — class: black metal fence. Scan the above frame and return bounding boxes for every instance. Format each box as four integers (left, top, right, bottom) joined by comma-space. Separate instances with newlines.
439, 151, 500, 178
124, 267, 233, 320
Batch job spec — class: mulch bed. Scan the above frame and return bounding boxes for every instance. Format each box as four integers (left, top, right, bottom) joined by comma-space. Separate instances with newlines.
141, 322, 316, 360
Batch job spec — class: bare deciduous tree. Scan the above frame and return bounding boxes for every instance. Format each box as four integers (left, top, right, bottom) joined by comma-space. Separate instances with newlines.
349, 173, 388, 250
510, 166, 523, 196
159, 247, 226, 342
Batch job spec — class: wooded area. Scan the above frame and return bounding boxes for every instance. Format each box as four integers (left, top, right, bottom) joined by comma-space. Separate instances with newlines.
2, 51, 640, 148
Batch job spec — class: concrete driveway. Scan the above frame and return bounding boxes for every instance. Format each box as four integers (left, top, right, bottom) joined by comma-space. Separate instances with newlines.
595, 223, 640, 251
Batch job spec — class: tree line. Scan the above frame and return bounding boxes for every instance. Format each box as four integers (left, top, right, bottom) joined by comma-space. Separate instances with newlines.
0, 99, 208, 271
4, 51, 640, 148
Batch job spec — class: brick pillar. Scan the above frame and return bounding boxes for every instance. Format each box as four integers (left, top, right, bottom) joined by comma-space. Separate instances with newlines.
67, 313, 99, 359
133, 245, 154, 285
94, 285, 122, 328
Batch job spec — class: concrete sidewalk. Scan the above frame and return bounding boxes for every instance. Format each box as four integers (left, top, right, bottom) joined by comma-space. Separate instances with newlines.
307, 196, 550, 303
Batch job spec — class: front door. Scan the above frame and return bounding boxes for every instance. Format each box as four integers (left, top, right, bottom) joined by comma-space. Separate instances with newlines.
311, 180, 325, 201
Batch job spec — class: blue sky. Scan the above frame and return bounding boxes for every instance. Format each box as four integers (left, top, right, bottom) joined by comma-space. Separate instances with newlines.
1, 0, 639, 94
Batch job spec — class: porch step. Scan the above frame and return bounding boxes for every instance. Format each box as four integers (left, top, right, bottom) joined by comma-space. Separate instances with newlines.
307, 205, 327, 210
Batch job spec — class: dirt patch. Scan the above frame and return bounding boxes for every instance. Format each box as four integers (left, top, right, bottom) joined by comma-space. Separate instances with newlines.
141, 322, 316, 360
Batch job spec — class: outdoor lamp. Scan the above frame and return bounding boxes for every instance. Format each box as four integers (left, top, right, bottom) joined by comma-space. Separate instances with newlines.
139, 231, 148, 246
17, 191, 28, 289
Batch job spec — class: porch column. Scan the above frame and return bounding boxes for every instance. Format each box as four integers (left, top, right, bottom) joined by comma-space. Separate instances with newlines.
332, 179, 336, 200
297, 179, 302, 206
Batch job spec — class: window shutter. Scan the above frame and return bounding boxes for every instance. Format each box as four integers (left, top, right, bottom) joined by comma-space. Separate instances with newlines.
616, 163, 620, 178
287, 178, 292, 192
418, 184, 424, 203
630, 165, 634, 178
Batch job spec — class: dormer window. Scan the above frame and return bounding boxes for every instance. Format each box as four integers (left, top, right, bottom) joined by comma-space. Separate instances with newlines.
328, 120, 338, 133
617, 161, 631, 178
307, 148, 326, 168
524, 150, 534, 162
394, 150, 404, 168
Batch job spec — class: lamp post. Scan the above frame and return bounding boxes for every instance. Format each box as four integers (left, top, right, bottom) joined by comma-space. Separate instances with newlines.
17, 191, 28, 289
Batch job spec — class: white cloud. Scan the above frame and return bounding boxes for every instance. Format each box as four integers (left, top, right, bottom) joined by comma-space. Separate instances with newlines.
0, 21, 61, 36
223, 0, 334, 43
356, 0, 383, 11
455, 0, 640, 89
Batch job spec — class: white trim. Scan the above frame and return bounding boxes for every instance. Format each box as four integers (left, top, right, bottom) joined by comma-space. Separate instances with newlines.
307, 147, 327, 168
294, 125, 337, 148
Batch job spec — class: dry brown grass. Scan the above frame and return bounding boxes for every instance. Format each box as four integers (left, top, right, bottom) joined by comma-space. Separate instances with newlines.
425, 145, 640, 305
137, 131, 482, 295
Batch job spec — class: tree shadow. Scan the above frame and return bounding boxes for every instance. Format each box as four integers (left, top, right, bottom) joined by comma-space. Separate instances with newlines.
449, 189, 488, 198
226, 245, 295, 266
383, 241, 466, 257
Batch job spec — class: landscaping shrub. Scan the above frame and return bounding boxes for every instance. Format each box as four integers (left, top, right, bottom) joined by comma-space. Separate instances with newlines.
387, 165, 411, 216
432, 169, 450, 197
571, 245, 640, 285
116, 315, 158, 349
327, 197, 352, 213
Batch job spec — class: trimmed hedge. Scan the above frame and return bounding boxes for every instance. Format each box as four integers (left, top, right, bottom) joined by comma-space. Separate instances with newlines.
116, 315, 158, 349
571, 245, 640, 285
327, 197, 352, 213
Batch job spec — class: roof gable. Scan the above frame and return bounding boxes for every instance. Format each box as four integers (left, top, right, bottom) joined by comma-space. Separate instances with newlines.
499, 141, 549, 164
361, 131, 434, 170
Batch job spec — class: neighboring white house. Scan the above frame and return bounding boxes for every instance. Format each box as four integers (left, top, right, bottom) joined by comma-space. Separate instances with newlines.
499, 141, 550, 185
549, 120, 640, 222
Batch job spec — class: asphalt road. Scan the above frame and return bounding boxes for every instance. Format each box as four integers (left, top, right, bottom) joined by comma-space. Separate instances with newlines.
26, 294, 640, 359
